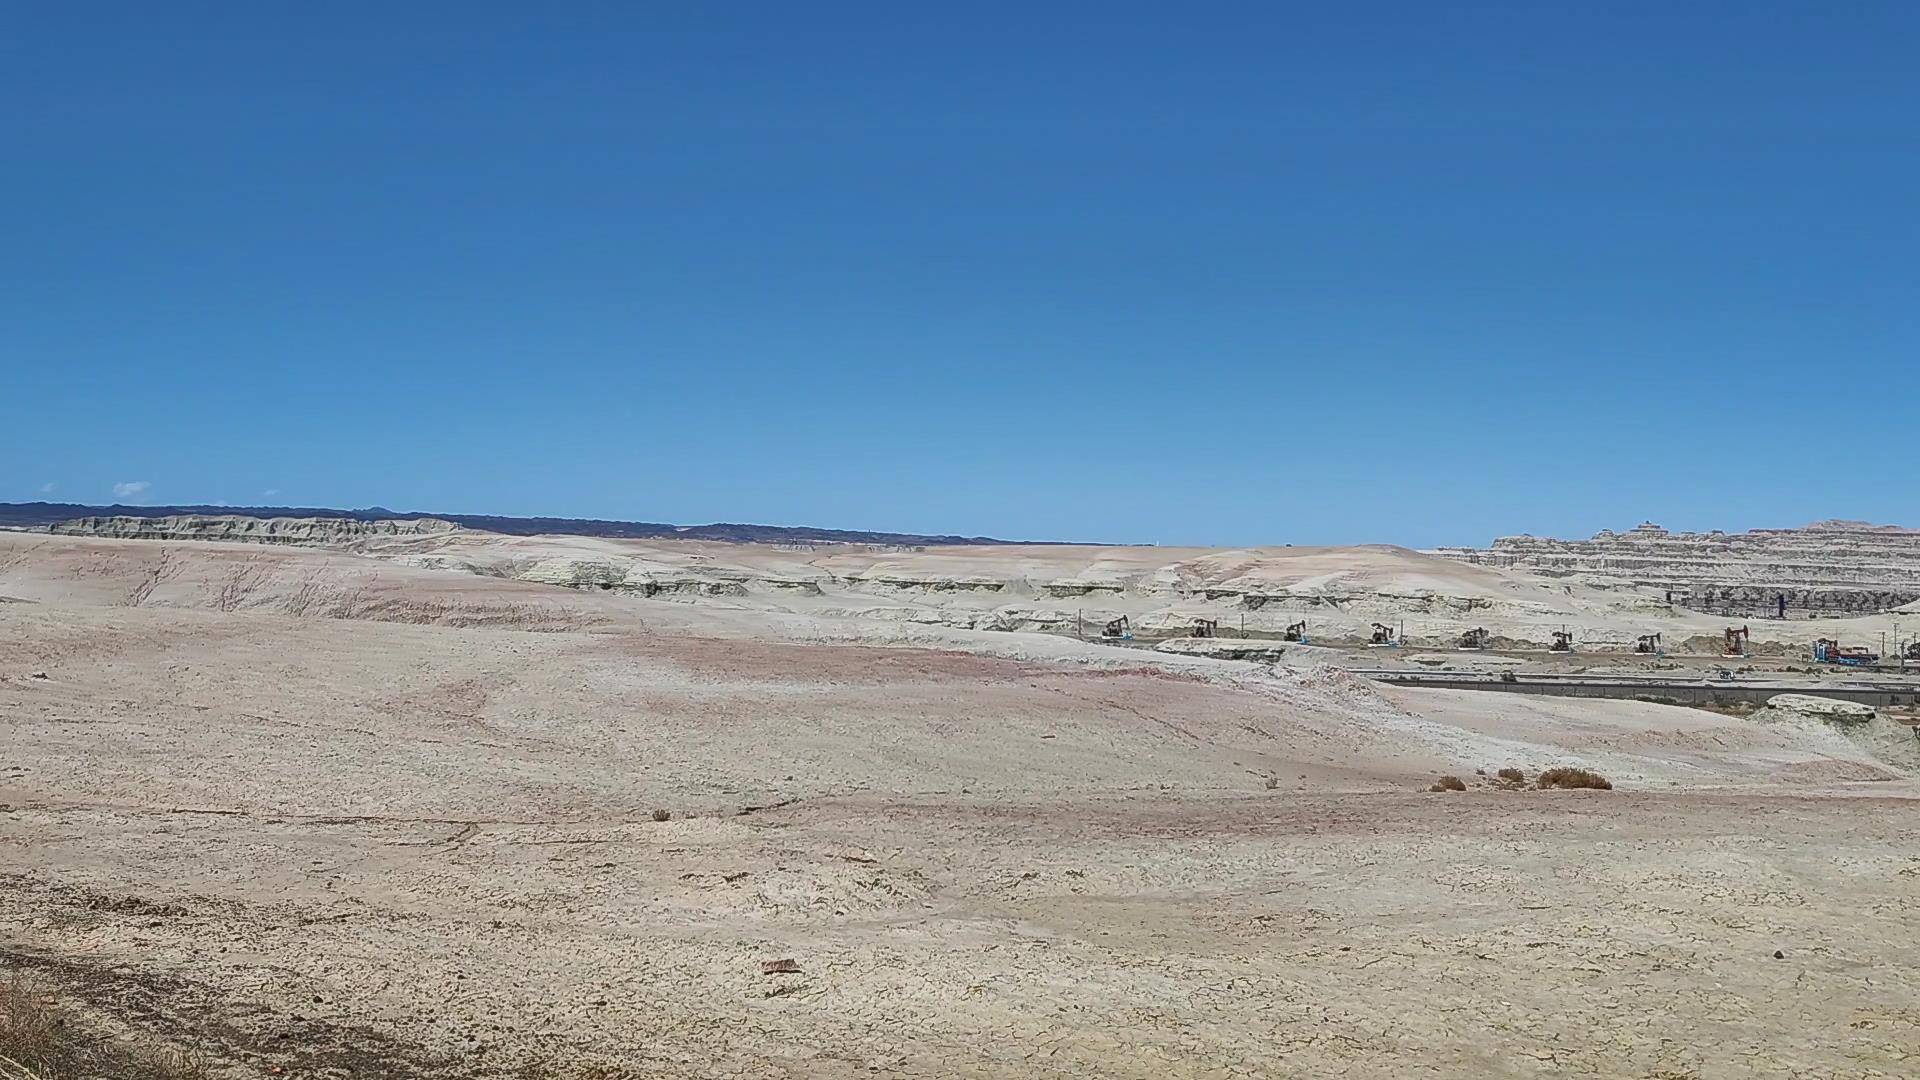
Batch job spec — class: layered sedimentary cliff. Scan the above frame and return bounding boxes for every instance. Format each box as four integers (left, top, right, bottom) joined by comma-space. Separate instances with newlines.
0, 501, 1009, 545
46, 515, 461, 546
1427, 521, 1920, 615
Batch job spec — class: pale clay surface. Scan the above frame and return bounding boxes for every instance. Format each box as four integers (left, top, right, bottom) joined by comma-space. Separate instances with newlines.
1, 530, 1917, 1078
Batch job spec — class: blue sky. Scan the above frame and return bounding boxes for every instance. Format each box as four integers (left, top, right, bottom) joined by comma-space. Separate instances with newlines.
4, 3, 1915, 546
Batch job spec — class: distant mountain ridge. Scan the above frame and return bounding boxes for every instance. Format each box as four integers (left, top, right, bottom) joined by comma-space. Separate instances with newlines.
0, 501, 1031, 546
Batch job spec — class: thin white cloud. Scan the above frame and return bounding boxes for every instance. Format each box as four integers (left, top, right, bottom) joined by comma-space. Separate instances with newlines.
263, 489, 280, 497
112, 480, 151, 499
39, 482, 55, 494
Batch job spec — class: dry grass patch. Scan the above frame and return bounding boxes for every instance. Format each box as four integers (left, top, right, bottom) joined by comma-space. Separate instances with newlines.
0, 975, 209, 1080
1535, 766, 1613, 790
1495, 767, 1526, 784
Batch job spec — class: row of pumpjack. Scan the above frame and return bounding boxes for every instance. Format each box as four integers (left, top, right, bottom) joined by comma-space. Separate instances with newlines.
1096, 617, 1919, 663
1100, 616, 1315, 642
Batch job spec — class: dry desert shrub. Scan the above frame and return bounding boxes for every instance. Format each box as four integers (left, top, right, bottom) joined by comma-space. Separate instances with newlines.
280, 568, 335, 616
0, 974, 209, 1080
211, 557, 275, 613
349, 596, 595, 632
1496, 767, 1526, 783
69, 553, 131, 579
1427, 775, 1467, 792
278, 574, 595, 632
1536, 766, 1613, 790
0, 543, 45, 577
122, 548, 182, 607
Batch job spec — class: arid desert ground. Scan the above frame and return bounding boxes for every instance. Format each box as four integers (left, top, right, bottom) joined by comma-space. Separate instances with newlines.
4, 524, 1919, 1078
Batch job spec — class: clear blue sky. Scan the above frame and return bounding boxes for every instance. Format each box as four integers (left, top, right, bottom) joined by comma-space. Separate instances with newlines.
4, 3, 1915, 546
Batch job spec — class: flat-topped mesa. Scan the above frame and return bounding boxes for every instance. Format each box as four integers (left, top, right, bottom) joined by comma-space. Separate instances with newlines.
47, 514, 462, 545
1427, 521, 1920, 616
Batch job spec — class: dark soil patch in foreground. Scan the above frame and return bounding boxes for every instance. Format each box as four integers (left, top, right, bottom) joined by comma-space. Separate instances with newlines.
2, 948, 465, 1079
